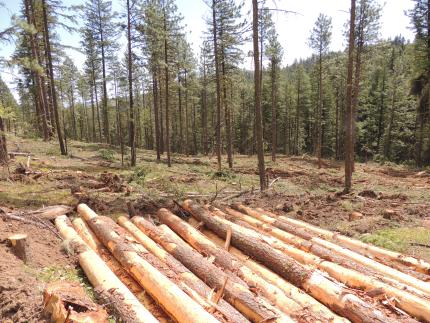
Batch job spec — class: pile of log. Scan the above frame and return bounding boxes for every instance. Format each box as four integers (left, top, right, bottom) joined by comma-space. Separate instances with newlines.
54, 202, 430, 323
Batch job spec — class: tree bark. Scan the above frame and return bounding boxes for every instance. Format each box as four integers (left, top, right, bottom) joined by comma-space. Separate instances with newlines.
118, 216, 248, 323
212, 0, 222, 172
77, 204, 219, 323
155, 208, 322, 320
55, 215, 158, 323
127, 0, 136, 167
344, 0, 356, 192
253, 0, 266, 190
163, 5, 171, 167
71, 218, 170, 322
191, 218, 348, 323
131, 214, 290, 323
182, 200, 399, 323
41, 0, 66, 155
0, 117, 7, 164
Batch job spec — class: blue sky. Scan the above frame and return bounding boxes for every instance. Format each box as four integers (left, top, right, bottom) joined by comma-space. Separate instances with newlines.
0, 0, 416, 93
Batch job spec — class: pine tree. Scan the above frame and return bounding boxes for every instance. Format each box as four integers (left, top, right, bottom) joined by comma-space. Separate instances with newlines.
308, 13, 332, 168
253, 0, 266, 191
265, 29, 283, 162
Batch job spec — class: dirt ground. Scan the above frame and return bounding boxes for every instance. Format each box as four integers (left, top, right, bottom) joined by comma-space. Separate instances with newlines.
1, 135, 429, 321
0, 217, 76, 322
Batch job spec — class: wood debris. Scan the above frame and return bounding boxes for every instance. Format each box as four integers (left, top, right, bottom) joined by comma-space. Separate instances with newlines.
52, 202, 430, 323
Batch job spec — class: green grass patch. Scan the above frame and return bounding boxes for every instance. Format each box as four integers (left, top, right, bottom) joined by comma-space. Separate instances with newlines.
360, 227, 430, 253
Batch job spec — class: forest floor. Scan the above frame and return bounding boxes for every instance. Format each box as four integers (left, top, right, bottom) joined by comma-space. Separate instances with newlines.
1, 135, 430, 322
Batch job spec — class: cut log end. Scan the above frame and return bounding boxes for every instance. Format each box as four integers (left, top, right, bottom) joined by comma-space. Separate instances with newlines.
8, 233, 29, 263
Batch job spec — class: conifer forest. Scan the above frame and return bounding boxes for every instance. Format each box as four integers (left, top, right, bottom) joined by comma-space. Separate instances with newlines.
1, 1, 430, 323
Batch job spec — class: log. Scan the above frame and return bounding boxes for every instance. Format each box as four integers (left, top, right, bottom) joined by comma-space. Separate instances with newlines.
8, 233, 29, 263
225, 206, 430, 322
234, 205, 430, 295
257, 207, 430, 275
241, 207, 430, 281
77, 204, 219, 323
132, 215, 292, 323
71, 218, 171, 323
155, 208, 307, 320
55, 215, 158, 323
191, 219, 349, 323
117, 216, 248, 323
182, 199, 403, 323
225, 206, 430, 293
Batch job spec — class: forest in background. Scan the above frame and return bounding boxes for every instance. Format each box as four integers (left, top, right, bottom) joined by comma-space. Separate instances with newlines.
0, 0, 430, 191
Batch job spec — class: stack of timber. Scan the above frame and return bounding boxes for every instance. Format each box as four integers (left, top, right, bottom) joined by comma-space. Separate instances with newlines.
54, 202, 430, 323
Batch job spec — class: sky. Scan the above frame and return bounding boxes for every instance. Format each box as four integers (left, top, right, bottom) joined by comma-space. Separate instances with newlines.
0, 0, 416, 94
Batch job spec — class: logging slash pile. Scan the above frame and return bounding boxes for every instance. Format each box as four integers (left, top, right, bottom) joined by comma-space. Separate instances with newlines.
55, 201, 430, 323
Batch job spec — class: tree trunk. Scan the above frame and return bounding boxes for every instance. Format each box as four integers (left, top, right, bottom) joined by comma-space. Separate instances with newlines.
202, 56, 208, 155
178, 73, 183, 154
55, 215, 158, 323
132, 214, 291, 323
41, 0, 65, 155
344, 0, 356, 192
192, 218, 347, 323
127, 0, 136, 167
71, 218, 170, 322
97, 3, 109, 144
182, 200, 398, 323
155, 208, 319, 320
212, 0, 222, 172
271, 58, 277, 162
317, 51, 323, 168
163, 6, 171, 167
253, 0, 266, 191
77, 204, 219, 323
0, 117, 7, 164
230, 206, 430, 322
153, 73, 161, 161
118, 216, 248, 323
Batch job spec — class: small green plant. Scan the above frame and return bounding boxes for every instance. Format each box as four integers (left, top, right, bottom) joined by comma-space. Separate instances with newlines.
98, 148, 116, 161
129, 165, 150, 186
210, 169, 236, 181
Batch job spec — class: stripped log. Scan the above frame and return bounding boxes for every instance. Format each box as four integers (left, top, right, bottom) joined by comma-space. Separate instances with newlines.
55, 215, 158, 323
182, 199, 405, 323
77, 204, 220, 323
155, 208, 307, 319
257, 207, 430, 275
233, 205, 430, 296
222, 206, 430, 322
71, 218, 171, 323
240, 207, 430, 281
117, 216, 248, 323
132, 215, 293, 323
224, 206, 430, 292
190, 218, 349, 323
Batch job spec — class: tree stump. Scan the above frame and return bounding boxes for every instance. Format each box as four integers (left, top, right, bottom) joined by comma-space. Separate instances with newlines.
8, 233, 29, 263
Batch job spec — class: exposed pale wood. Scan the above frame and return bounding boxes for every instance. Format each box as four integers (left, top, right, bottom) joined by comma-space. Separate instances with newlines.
55, 215, 158, 323
236, 206, 430, 295
191, 218, 349, 323
43, 281, 108, 323
182, 199, 403, 323
77, 204, 220, 323
257, 207, 430, 275
8, 233, 29, 263
156, 208, 306, 319
117, 215, 248, 323
71, 218, 171, 323
132, 214, 292, 323
227, 205, 430, 322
